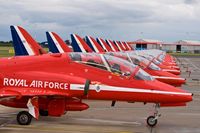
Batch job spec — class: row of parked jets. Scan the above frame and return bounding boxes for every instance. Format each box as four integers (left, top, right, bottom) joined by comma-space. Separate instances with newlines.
0, 25, 193, 127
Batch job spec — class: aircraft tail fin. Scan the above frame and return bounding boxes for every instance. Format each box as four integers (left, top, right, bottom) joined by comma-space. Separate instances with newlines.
125, 42, 134, 50
113, 41, 122, 51
121, 41, 129, 51
85, 36, 105, 52
10, 25, 47, 56
106, 40, 119, 52
96, 38, 113, 52
70, 34, 93, 52
118, 41, 127, 51
46, 32, 72, 53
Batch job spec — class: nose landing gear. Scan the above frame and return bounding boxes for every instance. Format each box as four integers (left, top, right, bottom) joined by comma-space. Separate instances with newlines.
147, 104, 161, 127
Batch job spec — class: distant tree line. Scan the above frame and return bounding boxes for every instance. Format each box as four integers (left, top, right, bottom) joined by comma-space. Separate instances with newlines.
0, 41, 13, 47
0, 40, 71, 48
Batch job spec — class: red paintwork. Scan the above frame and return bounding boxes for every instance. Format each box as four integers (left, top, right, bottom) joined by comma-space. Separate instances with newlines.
158, 64, 181, 75
46, 32, 184, 86
120, 42, 129, 51
0, 53, 192, 107
114, 41, 124, 51
106, 52, 185, 86
51, 32, 72, 52
117, 41, 126, 51
97, 38, 113, 52
107, 40, 120, 51
18, 26, 47, 55
87, 36, 105, 52
73, 34, 93, 52
2, 26, 192, 119
125, 42, 134, 50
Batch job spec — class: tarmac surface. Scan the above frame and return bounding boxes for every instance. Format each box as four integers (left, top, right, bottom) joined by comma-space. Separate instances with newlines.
0, 56, 200, 133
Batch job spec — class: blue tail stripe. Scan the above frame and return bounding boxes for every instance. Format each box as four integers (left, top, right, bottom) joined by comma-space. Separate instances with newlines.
85, 36, 95, 51
70, 34, 82, 52
96, 38, 102, 48
10, 26, 29, 56
46, 32, 59, 53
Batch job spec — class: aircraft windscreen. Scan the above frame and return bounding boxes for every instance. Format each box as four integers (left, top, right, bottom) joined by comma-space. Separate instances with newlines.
103, 54, 137, 77
106, 52, 129, 62
127, 54, 150, 68
153, 58, 161, 65
148, 63, 161, 70
137, 56, 150, 65
157, 54, 165, 62
69, 53, 107, 70
135, 69, 154, 81
140, 54, 153, 61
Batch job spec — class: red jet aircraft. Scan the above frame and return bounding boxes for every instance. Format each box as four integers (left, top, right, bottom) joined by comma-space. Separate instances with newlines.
75, 35, 186, 86
10, 26, 185, 87
0, 51, 193, 127
5, 25, 192, 127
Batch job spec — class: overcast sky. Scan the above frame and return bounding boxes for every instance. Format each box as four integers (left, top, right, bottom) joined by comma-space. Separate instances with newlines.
0, 0, 200, 42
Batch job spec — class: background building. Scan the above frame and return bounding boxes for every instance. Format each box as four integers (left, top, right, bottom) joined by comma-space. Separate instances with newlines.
128, 39, 163, 50
163, 40, 200, 53
128, 39, 200, 53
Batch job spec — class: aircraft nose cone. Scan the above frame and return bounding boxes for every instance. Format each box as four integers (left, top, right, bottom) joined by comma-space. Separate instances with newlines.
154, 80, 193, 103
172, 91, 193, 103
180, 78, 186, 84
185, 93, 193, 102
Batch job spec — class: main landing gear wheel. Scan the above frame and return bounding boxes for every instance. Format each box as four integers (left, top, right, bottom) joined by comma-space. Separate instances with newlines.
17, 111, 32, 125
147, 116, 157, 127
147, 103, 161, 127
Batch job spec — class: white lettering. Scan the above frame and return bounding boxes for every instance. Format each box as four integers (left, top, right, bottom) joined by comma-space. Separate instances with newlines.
64, 83, 68, 89
3, 78, 9, 86
44, 81, 49, 88
54, 82, 59, 89
48, 82, 54, 88
15, 79, 21, 86
9, 79, 15, 86
18, 80, 24, 87
38, 81, 43, 88
59, 83, 64, 89
24, 80, 28, 87
30, 80, 36, 87
2, 78, 68, 90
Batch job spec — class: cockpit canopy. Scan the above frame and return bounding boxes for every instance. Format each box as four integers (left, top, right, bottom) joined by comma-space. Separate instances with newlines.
69, 53, 154, 81
106, 52, 161, 71
157, 54, 165, 62
69, 52, 136, 77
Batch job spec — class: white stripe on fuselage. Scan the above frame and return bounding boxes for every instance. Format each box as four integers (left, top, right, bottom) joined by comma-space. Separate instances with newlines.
70, 84, 191, 96
49, 32, 64, 53
14, 26, 35, 55
153, 76, 185, 80
162, 69, 180, 72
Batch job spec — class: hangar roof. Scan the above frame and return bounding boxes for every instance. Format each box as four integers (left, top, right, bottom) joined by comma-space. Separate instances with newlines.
176, 40, 200, 45
128, 39, 200, 46
163, 40, 200, 46
128, 39, 162, 45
